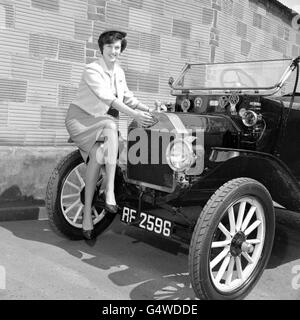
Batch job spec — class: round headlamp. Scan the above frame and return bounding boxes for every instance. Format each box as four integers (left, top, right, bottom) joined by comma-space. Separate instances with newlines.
166, 138, 196, 172
242, 110, 258, 127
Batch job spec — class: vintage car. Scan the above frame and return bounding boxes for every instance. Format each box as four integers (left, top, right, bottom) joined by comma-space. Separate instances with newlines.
46, 56, 300, 300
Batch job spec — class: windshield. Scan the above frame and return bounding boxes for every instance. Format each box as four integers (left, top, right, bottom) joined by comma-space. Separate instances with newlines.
284, 66, 300, 95
172, 59, 297, 94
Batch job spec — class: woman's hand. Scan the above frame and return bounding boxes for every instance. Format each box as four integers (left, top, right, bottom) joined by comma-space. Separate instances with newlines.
134, 110, 155, 127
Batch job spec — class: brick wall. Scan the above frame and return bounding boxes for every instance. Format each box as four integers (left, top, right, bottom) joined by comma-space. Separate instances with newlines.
0, 0, 299, 146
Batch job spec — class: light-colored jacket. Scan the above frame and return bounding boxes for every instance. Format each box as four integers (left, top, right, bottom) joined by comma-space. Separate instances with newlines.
72, 57, 140, 117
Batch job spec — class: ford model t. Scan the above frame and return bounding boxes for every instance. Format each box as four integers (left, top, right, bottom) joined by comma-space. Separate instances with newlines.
46, 56, 300, 300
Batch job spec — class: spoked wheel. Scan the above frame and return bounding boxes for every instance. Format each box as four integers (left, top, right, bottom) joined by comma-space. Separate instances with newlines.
189, 178, 275, 300
46, 150, 116, 240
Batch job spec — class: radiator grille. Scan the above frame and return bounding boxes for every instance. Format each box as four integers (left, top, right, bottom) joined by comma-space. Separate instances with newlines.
126, 126, 175, 192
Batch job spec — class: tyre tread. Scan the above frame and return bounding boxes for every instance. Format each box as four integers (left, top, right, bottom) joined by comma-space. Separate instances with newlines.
45, 150, 82, 239
188, 177, 273, 300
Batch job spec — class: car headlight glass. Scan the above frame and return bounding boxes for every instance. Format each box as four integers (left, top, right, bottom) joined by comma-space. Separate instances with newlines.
166, 139, 196, 172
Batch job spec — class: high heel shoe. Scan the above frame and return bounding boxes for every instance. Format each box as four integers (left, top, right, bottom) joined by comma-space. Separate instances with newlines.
82, 228, 94, 240
82, 210, 95, 240
105, 202, 120, 214
98, 193, 120, 214
82, 227, 97, 246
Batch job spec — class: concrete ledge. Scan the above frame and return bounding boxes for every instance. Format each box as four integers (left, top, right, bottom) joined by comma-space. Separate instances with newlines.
0, 145, 76, 221
0, 146, 76, 201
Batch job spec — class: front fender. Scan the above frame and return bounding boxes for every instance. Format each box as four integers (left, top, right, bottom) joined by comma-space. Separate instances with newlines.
193, 148, 300, 211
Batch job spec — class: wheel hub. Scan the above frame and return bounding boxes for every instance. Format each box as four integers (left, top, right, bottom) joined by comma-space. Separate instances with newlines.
230, 231, 246, 257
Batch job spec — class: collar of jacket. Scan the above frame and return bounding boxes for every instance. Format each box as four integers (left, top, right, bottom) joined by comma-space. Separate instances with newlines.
98, 56, 121, 77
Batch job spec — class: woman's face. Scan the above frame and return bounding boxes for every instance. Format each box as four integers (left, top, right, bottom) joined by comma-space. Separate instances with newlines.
102, 40, 122, 65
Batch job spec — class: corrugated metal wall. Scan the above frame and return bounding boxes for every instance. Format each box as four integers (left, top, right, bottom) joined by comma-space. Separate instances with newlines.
0, 0, 298, 146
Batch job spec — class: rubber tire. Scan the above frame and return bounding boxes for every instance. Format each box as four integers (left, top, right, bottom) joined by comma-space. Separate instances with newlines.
189, 177, 275, 300
46, 149, 116, 240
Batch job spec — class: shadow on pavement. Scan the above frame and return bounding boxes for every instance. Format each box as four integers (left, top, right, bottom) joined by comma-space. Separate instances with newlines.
1, 207, 300, 300
0, 217, 197, 300
267, 209, 300, 269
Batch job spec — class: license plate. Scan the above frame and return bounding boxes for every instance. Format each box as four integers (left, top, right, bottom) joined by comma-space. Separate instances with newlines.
120, 206, 173, 237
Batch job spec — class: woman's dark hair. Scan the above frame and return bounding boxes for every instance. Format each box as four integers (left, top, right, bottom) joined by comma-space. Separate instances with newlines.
98, 31, 127, 54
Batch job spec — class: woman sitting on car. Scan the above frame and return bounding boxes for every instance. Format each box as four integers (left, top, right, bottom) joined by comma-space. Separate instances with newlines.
65, 29, 155, 239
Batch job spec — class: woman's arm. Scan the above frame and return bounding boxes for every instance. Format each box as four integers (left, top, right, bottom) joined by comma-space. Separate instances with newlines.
83, 66, 150, 117
136, 102, 151, 112
123, 86, 155, 112
111, 98, 139, 118
83, 64, 154, 126
111, 99, 154, 127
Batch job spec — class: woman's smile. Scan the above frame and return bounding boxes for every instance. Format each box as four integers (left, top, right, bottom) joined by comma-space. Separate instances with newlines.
102, 40, 122, 67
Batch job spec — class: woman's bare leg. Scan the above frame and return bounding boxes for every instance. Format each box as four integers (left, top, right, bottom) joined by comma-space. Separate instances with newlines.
82, 142, 101, 231
99, 165, 106, 195
82, 119, 118, 230
102, 122, 119, 205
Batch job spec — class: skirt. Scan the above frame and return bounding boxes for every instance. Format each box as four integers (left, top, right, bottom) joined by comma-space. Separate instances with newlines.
65, 104, 117, 163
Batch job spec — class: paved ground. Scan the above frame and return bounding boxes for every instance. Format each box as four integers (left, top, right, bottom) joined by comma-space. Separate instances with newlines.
0, 209, 299, 300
